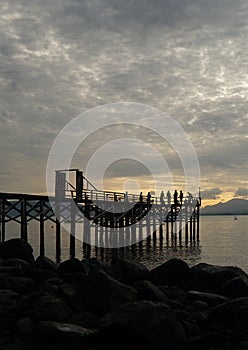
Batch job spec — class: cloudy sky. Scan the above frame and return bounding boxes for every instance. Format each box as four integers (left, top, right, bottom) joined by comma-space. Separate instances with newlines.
1, 0, 248, 206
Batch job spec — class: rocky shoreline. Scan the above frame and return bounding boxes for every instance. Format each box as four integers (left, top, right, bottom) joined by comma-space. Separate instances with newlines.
1, 238, 248, 350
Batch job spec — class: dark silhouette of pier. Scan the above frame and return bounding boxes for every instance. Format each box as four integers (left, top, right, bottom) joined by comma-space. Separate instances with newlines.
0, 169, 201, 262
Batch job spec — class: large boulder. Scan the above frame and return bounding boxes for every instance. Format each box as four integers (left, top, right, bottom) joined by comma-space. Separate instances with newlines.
74, 270, 137, 314
57, 258, 87, 275
30, 295, 72, 322
220, 276, 248, 298
2, 258, 33, 277
0, 290, 22, 315
151, 259, 190, 288
58, 283, 85, 312
32, 268, 58, 284
34, 321, 97, 350
0, 274, 36, 295
110, 258, 151, 285
189, 263, 248, 293
133, 280, 169, 303
208, 297, 248, 343
35, 256, 57, 271
99, 300, 187, 350
187, 291, 228, 307
208, 297, 248, 327
0, 239, 35, 264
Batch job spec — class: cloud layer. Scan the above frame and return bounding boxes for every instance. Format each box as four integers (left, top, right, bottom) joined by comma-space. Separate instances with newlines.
1, 0, 248, 201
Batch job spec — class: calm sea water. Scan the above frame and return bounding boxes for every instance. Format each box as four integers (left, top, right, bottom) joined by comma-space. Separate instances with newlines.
4, 215, 248, 272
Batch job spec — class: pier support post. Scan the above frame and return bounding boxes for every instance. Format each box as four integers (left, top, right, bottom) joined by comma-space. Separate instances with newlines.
185, 200, 188, 244
193, 209, 196, 242
170, 205, 174, 241
196, 202, 200, 242
55, 200, 61, 263
0, 198, 6, 243
21, 199, 28, 241
40, 200, 45, 256
70, 202, 76, 259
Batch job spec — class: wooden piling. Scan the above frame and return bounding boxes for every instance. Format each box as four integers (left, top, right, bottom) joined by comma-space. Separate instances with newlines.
70, 204, 76, 259
185, 200, 188, 244
196, 202, 200, 242
39, 200, 45, 256
21, 199, 27, 241
56, 217, 61, 263
0, 198, 6, 243
193, 209, 196, 242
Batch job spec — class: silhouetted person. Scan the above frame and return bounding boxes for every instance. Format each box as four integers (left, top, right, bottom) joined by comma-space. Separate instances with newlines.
179, 190, 183, 205
187, 191, 193, 200
160, 190, 165, 205
139, 192, 143, 203
114, 193, 118, 202
166, 190, 171, 205
147, 192, 151, 205
173, 190, 178, 205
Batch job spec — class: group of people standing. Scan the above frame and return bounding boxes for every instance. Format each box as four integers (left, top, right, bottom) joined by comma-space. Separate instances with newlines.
159, 190, 183, 205
120, 189, 193, 205
138, 189, 185, 205
139, 191, 152, 205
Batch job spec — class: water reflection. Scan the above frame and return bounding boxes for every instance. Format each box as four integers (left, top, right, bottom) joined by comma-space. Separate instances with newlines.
88, 235, 201, 270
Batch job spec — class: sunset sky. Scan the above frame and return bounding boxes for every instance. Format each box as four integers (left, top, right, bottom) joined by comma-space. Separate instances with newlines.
1, 0, 248, 207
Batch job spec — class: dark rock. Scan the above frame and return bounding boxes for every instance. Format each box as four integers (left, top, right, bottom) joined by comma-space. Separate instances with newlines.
0, 290, 21, 315
58, 283, 85, 312
2, 258, 33, 277
0, 274, 35, 294
0, 273, 12, 289
74, 270, 137, 314
235, 341, 248, 350
0, 310, 17, 336
32, 268, 58, 283
35, 256, 57, 271
0, 265, 23, 276
190, 300, 208, 312
31, 295, 72, 322
17, 317, 35, 335
221, 276, 248, 298
9, 276, 36, 295
35, 321, 97, 350
187, 291, 228, 307
0, 239, 35, 264
133, 280, 169, 303
208, 297, 248, 338
59, 272, 87, 284
70, 311, 100, 328
99, 300, 187, 350
57, 258, 87, 275
21, 290, 49, 305
159, 285, 187, 304
151, 258, 190, 288
42, 277, 65, 286
0, 336, 26, 350
189, 331, 231, 350
110, 257, 151, 284
189, 263, 248, 293
38, 280, 60, 297
83, 258, 112, 275
38, 277, 65, 297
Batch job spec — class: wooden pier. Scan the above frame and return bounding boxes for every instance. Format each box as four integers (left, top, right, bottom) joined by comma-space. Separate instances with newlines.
0, 169, 201, 262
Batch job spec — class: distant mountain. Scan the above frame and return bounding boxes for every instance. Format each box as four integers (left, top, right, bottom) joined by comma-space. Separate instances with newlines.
201, 198, 248, 215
